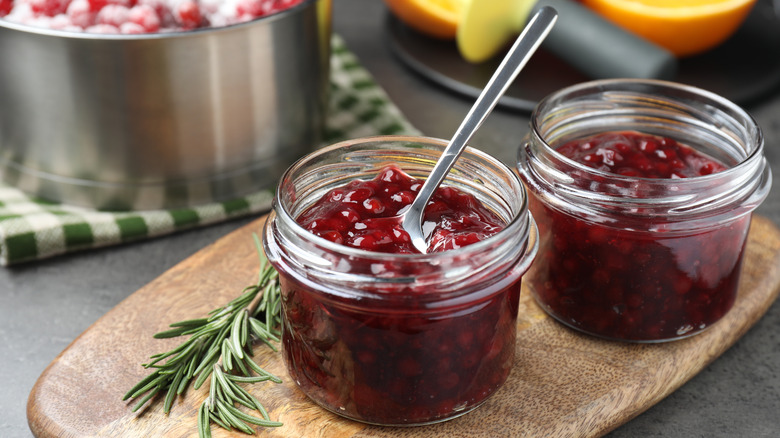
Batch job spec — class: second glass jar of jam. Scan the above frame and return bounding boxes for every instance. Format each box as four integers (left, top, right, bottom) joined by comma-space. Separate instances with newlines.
517, 79, 771, 342
263, 136, 538, 425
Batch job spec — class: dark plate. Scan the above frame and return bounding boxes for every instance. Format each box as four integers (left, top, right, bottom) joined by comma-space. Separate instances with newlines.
387, 1, 780, 112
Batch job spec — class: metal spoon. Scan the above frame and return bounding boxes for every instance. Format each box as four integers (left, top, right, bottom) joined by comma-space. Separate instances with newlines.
401, 6, 558, 253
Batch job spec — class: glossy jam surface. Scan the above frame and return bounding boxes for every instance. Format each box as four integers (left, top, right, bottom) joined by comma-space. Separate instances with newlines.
556, 131, 727, 178
281, 165, 520, 425
297, 165, 505, 253
528, 131, 747, 341
0, 0, 304, 33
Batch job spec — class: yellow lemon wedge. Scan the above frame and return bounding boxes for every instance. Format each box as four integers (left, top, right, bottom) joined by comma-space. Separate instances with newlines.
457, 0, 536, 63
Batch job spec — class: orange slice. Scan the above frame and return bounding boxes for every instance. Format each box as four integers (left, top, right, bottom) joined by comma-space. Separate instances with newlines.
581, 0, 757, 57
383, 0, 467, 39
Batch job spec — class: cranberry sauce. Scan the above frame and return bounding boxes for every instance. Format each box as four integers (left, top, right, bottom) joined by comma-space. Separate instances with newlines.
296, 165, 505, 254
528, 131, 749, 341
279, 165, 521, 424
280, 274, 521, 425
1, 0, 304, 34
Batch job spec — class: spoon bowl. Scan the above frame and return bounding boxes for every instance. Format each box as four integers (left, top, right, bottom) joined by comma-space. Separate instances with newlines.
401, 6, 558, 253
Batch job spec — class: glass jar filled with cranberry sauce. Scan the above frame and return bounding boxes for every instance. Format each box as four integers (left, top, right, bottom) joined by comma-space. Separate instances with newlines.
517, 79, 771, 342
263, 136, 538, 425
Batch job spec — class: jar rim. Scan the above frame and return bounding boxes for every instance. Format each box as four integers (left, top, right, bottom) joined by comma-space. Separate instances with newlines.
530, 78, 764, 183
272, 135, 532, 262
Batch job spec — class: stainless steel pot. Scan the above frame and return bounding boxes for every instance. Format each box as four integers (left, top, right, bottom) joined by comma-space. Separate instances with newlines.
0, 0, 331, 210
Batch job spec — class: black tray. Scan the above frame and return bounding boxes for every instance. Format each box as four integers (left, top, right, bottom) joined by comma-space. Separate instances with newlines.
387, 1, 780, 112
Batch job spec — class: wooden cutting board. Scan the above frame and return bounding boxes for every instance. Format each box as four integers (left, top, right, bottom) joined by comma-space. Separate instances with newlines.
27, 215, 780, 438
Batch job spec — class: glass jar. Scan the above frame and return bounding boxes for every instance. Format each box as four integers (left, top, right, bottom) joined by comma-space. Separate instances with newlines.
517, 79, 771, 342
263, 135, 538, 425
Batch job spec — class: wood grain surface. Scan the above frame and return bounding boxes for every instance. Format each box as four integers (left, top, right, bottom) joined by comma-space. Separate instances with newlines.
27, 215, 780, 438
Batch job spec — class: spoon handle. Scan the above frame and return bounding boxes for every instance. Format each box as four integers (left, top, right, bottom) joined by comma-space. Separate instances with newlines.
407, 6, 558, 221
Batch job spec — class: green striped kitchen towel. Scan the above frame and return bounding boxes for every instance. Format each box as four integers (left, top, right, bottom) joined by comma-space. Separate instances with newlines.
0, 35, 420, 266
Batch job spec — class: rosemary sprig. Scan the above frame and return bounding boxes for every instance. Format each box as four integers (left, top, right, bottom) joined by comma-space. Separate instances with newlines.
124, 233, 284, 437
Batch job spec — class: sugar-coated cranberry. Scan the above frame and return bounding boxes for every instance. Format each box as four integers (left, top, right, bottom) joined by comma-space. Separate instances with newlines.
173, 0, 200, 28
47, 11, 71, 28
66, 0, 96, 28
118, 20, 143, 32
127, 4, 158, 31
528, 130, 744, 341
95, 4, 129, 27
136, 0, 171, 25
297, 166, 505, 254
86, 0, 107, 11
0, 0, 13, 17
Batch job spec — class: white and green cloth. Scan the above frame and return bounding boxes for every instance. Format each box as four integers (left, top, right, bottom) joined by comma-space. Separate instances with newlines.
0, 35, 419, 266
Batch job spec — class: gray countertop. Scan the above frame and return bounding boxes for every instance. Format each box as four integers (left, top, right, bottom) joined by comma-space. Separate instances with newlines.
2, 0, 779, 436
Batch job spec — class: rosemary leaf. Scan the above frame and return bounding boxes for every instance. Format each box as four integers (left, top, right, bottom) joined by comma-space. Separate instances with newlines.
243, 356, 283, 384
231, 350, 251, 377
170, 318, 210, 328
198, 400, 212, 438
213, 365, 240, 402
193, 356, 220, 390
226, 375, 273, 384
250, 394, 272, 422
230, 383, 266, 413
163, 366, 186, 413
184, 342, 204, 381
213, 404, 236, 433
208, 368, 218, 410
192, 345, 221, 387
221, 372, 254, 407
176, 375, 193, 398
222, 400, 283, 428
126, 372, 168, 400
163, 338, 202, 367
229, 393, 258, 411
153, 327, 193, 339
241, 309, 249, 348
215, 399, 255, 435
208, 410, 231, 431
123, 369, 163, 401
131, 386, 161, 412
231, 310, 246, 360
221, 338, 233, 372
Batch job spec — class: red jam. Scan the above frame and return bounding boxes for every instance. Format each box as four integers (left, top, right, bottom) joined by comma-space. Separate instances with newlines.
528, 131, 748, 341
281, 166, 521, 424
297, 166, 505, 253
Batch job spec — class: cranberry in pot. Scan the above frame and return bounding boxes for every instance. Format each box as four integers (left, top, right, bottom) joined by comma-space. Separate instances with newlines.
263, 136, 538, 425
517, 79, 771, 342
